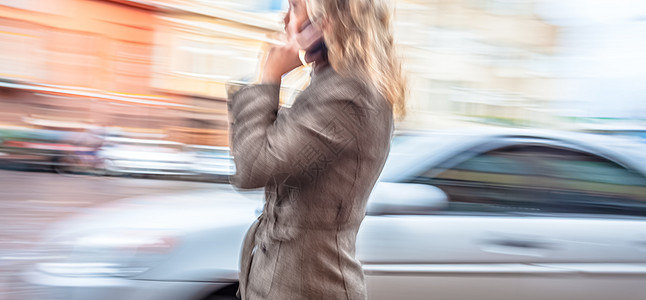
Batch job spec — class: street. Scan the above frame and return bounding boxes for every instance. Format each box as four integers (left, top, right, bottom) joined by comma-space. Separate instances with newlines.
0, 169, 219, 300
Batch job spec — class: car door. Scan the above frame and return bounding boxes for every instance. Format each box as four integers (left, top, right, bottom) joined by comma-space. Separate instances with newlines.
358, 140, 646, 300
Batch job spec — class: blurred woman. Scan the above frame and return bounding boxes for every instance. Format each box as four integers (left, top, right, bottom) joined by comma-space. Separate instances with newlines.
227, 0, 406, 298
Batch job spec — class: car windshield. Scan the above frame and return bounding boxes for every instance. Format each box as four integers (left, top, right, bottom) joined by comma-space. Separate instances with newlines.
380, 133, 466, 181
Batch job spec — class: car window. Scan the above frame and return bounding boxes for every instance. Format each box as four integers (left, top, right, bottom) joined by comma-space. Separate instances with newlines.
411, 145, 646, 217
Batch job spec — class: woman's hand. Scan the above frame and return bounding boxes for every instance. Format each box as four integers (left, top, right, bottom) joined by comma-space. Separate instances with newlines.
260, 37, 302, 84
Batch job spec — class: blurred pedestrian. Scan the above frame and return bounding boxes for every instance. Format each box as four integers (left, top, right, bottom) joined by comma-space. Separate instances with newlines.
227, 0, 406, 299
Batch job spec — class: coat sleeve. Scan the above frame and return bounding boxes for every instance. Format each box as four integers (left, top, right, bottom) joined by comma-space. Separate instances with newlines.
227, 84, 361, 189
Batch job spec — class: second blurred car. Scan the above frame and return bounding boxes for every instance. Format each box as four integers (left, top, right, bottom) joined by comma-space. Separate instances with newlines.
99, 137, 193, 176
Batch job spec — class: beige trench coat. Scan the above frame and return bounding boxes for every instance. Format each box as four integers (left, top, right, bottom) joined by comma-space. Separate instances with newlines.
227, 66, 393, 300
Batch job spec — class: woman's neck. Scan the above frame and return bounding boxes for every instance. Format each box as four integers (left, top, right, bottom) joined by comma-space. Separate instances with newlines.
313, 60, 329, 72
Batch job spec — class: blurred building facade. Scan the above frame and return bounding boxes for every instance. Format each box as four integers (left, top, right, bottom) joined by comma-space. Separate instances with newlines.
0, 0, 162, 132
148, 0, 285, 145
0, 0, 561, 147
0, 0, 283, 146
395, 0, 559, 129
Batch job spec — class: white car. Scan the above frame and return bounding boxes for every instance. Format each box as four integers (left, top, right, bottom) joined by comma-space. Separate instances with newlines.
99, 137, 194, 176
23, 129, 646, 300
186, 145, 236, 178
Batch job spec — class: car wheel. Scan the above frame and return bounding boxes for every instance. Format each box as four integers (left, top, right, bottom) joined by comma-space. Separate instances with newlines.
203, 283, 238, 300
205, 296, 237, 300
53, 154, 78, 175
102, 159, 121, 177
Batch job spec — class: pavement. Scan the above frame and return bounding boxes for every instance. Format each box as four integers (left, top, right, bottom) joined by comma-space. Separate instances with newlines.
0, 169, 218, 300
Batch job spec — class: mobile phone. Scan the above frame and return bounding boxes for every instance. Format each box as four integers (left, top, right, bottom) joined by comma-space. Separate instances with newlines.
296, 21, 324, 52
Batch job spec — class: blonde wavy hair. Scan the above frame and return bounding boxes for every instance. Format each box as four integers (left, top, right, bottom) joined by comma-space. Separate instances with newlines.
305, 0, 407, 118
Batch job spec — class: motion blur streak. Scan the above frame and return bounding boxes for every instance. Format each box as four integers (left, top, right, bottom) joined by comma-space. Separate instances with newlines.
1, 0, 646, 300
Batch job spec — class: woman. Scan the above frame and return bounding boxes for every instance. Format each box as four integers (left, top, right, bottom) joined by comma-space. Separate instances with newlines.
227, 0, 406, 299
